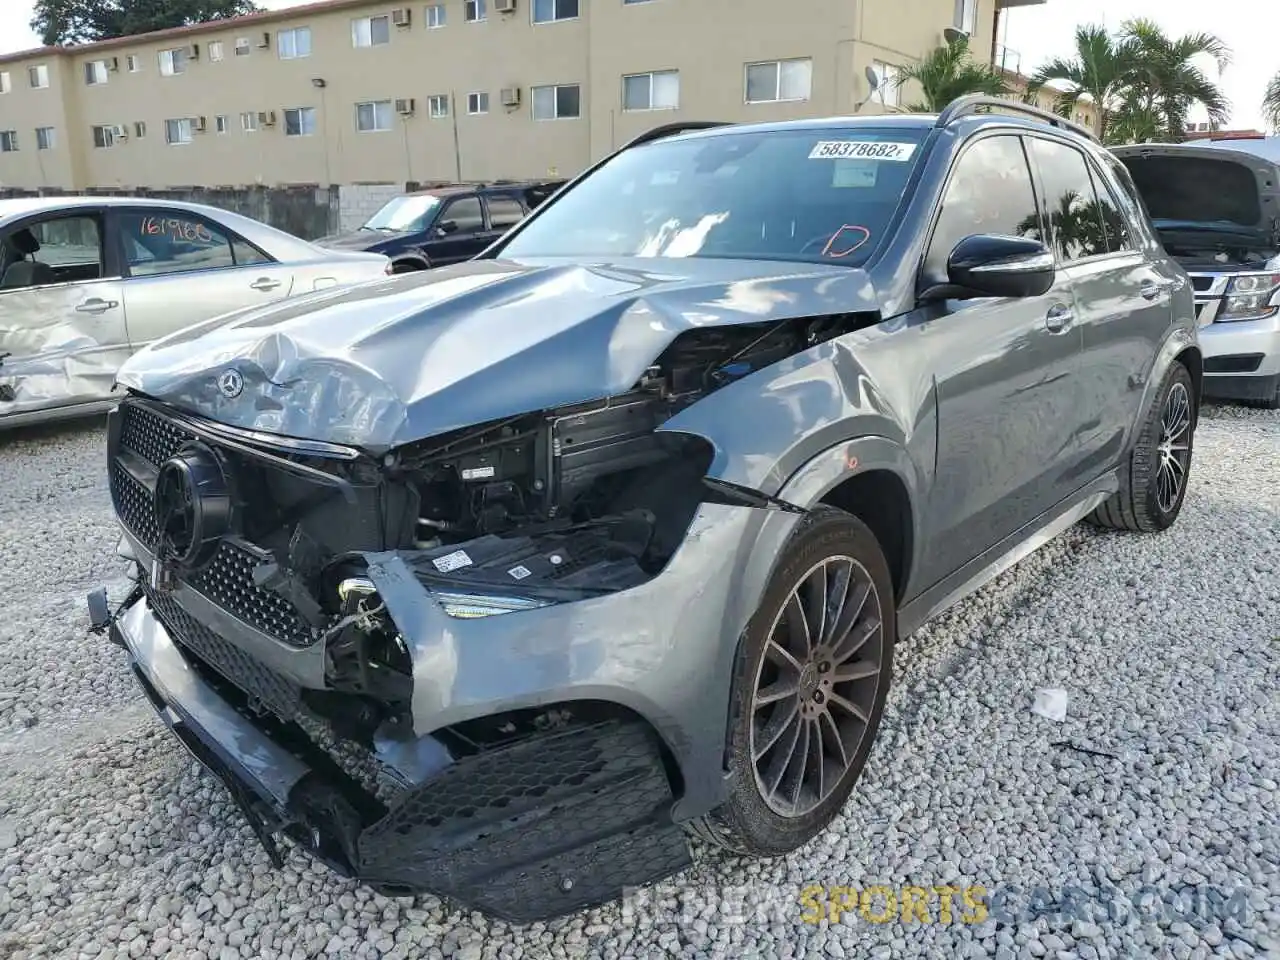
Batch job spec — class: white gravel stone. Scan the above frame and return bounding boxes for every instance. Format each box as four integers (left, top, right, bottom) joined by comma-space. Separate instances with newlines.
0, 404, 1277, 958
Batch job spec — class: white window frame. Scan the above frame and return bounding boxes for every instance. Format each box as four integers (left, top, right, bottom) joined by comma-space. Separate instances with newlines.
355, 100, 394, 132
215, 114, 229, 133
0, 72, 10, 94
127, 55, 141, 72
464, 0, 487, 23
234, 37, 251, 56
428, 94, 450, 118
352, 15, 391, 47
158, 48, 188, 76
622, 70, 679, 112
134, 121, 147, 138
467, 91, 489, 115
29, 64, 50, 88
92, 125, 117, 148
165, 118, 194, 145
954, 0, 977, 35
36, 126, 55, 150
277, 27, 312, 60
531, 83, 581, 120
531, 0, 579, 24
85, 60, 109, 86
241, 111, 259, 132
426, 4, 446, 27
744, 58, 812, 104
871, 61, 901, 108
208, 41, 225, 62
283, 106, 317, 137
0, 131, 18, 153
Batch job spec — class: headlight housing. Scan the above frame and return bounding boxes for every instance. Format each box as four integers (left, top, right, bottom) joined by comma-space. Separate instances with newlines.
431, 591, 552, 619
1218, 273, 1280, 322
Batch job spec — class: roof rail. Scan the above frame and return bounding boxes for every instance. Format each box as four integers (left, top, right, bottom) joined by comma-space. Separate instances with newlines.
935, 94, 1098, 142
621, 121, 732, 151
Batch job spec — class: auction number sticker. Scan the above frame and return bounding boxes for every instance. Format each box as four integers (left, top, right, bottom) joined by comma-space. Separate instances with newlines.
808, 140, 917, 161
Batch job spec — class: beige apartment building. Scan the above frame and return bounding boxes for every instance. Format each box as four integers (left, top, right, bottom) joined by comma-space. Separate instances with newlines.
0, 0, 1043, 191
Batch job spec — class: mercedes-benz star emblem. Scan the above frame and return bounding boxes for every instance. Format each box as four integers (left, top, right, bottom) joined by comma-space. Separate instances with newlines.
217, 368, 244, 399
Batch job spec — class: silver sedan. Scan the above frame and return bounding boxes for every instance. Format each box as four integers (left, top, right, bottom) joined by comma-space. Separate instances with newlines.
0, 196, 390, 429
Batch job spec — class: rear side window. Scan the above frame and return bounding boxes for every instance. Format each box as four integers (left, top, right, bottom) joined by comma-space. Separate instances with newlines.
1028, 138, 1111, 261
486, 197, 525, 230
1085, 162, 1133, 253
120, 211, 239, 276
924, 134, 1041, 283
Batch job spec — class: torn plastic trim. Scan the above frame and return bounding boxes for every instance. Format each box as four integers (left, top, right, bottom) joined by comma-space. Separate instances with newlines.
700, 476, 807, 515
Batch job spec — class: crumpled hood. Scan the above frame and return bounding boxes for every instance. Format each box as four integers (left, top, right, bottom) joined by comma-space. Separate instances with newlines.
314, 229, 407, 252
116, 257, 880, 451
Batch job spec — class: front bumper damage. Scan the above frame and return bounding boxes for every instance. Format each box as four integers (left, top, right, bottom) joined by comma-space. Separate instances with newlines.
107, 589, 693, 922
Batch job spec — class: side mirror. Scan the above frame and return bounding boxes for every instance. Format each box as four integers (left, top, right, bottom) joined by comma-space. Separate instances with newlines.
436, 220, 459, 237
947, 234, 1055, 298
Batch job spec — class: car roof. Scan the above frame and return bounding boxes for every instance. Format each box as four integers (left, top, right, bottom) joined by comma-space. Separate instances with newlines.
405, 180, 562, 198
0, 194, 251, 222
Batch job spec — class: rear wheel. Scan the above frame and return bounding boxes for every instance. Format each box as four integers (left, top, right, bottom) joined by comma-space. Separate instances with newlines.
1088, 362, 1195, 532
689, 507, 896, 856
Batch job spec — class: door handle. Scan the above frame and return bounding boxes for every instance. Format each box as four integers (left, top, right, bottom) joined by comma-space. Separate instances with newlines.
1045, 303, 1074, 333
250, 277, 281, 291
75, 298, 118, 315
1140, 279, 1161, 300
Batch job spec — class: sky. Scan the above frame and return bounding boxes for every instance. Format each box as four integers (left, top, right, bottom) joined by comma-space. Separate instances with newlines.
0, 0, 1273, 130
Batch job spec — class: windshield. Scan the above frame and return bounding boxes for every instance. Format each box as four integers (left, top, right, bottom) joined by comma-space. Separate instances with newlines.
500, 127, 928, 266
363, 195, 442, 233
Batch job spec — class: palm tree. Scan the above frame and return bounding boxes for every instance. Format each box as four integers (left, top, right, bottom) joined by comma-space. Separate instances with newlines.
1028, 25, 1133, 141
1120, 19, 1231, 141
1106, 102, 1165, 145
895, 36, 1008, 112
1264, 70, 1280, 133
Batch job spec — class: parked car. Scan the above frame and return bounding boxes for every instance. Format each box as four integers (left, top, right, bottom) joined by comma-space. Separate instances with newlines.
1113, 137, 1280, 408
315, 180, 566, 273
0, 196, 390, 430
91, 98, 1201, 924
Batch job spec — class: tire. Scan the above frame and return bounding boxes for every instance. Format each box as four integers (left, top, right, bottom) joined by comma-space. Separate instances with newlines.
688, 506, 896, 857
1087, 362, 1196, 533
391, 260, 425, 274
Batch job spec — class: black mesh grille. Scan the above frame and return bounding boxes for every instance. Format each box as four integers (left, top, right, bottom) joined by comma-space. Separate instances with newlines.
187, 542, 316, 647
119, 400, 194, 468
111, 461, 159, 546
144, 582, 302, 721
1190, 275, 1215, 293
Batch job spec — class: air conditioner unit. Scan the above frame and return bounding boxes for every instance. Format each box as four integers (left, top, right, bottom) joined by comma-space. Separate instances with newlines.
192, 116, 207, 132
187, 43, 200, 59
500, 86, 521, 107
257, 31, 271, 48
111, 124, 128, 139
107, 56, 120, 72
395, 98, 416, 115
494, 0, 517, 12
257, 110, 277, 126
392, 7, 412, 26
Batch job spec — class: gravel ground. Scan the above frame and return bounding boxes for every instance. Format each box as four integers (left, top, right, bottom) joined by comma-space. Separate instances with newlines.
1, 404, 1277, 960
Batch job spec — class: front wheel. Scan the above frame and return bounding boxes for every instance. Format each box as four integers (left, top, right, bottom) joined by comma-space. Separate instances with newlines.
689, 507, 896, 857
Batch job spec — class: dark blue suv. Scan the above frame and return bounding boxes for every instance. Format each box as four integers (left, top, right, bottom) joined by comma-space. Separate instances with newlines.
316, 180, 564, 273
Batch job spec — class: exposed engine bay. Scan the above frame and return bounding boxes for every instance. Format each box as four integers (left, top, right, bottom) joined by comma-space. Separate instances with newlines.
1157, 233, 1279, 272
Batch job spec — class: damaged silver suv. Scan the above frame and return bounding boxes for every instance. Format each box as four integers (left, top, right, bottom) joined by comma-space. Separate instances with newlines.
91, 97, 1201, 923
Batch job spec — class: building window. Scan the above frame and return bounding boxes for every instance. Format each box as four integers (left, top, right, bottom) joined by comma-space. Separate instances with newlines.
744, 58, 812, 103
532, 0, 578, 23
166, 118, 194, 145
36, 126, 55, 150
158, 48, 188, 76
954, 0, 977, 35
215, 114, 229, 133
278, 27, 312, 59
0, 131, 18, 153
127, 55, 141, 72
209, 41, 225, 61
241, 111, 258, 132
284, 107, 317, 136
352, 15, 391, 47
235, 37, 251, 56
29, 64, 50, 88
870, 61, 901, 107
467, 91, 489, 114
84, 60, 109, 85
427, 94, 449, 118
622, 70, 678, 111
426, 4, 446, 27
92, 125, 117, 148
623, 0, 655, 3
0, 72, 9, 94
356, 100, 394, 131
134, 121, 147, 138
532, 83, 580, 120
465, 0, 486, 22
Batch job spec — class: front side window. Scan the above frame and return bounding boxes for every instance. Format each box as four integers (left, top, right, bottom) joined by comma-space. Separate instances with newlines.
745, 58, 812, 104
158, 49, 188, 76
165, 118, 194, 145
501, 126, 927, 266
532, 0, 579, 23
364, 195, 442, 232
465, 0, 487, 22
36, 127, 55, 150
532, 83, 581, 120
119, 212, 244, 276
438, 197, 485, 234
29, 64, 50, 88
352, 16, 390, 47
925, 135, 1041, 283
356, 100, 394, 132
278, 27, 312, 59
623, 70, 679, 111
1027, 137, 1110, 261
284, 107, 317, 136
0, 216, 103, 290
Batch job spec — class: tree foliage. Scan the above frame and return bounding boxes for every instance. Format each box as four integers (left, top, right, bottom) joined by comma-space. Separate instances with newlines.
1264, 70, 1280, 134
32, 0, 261, 47
894, 37, 1008, 113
